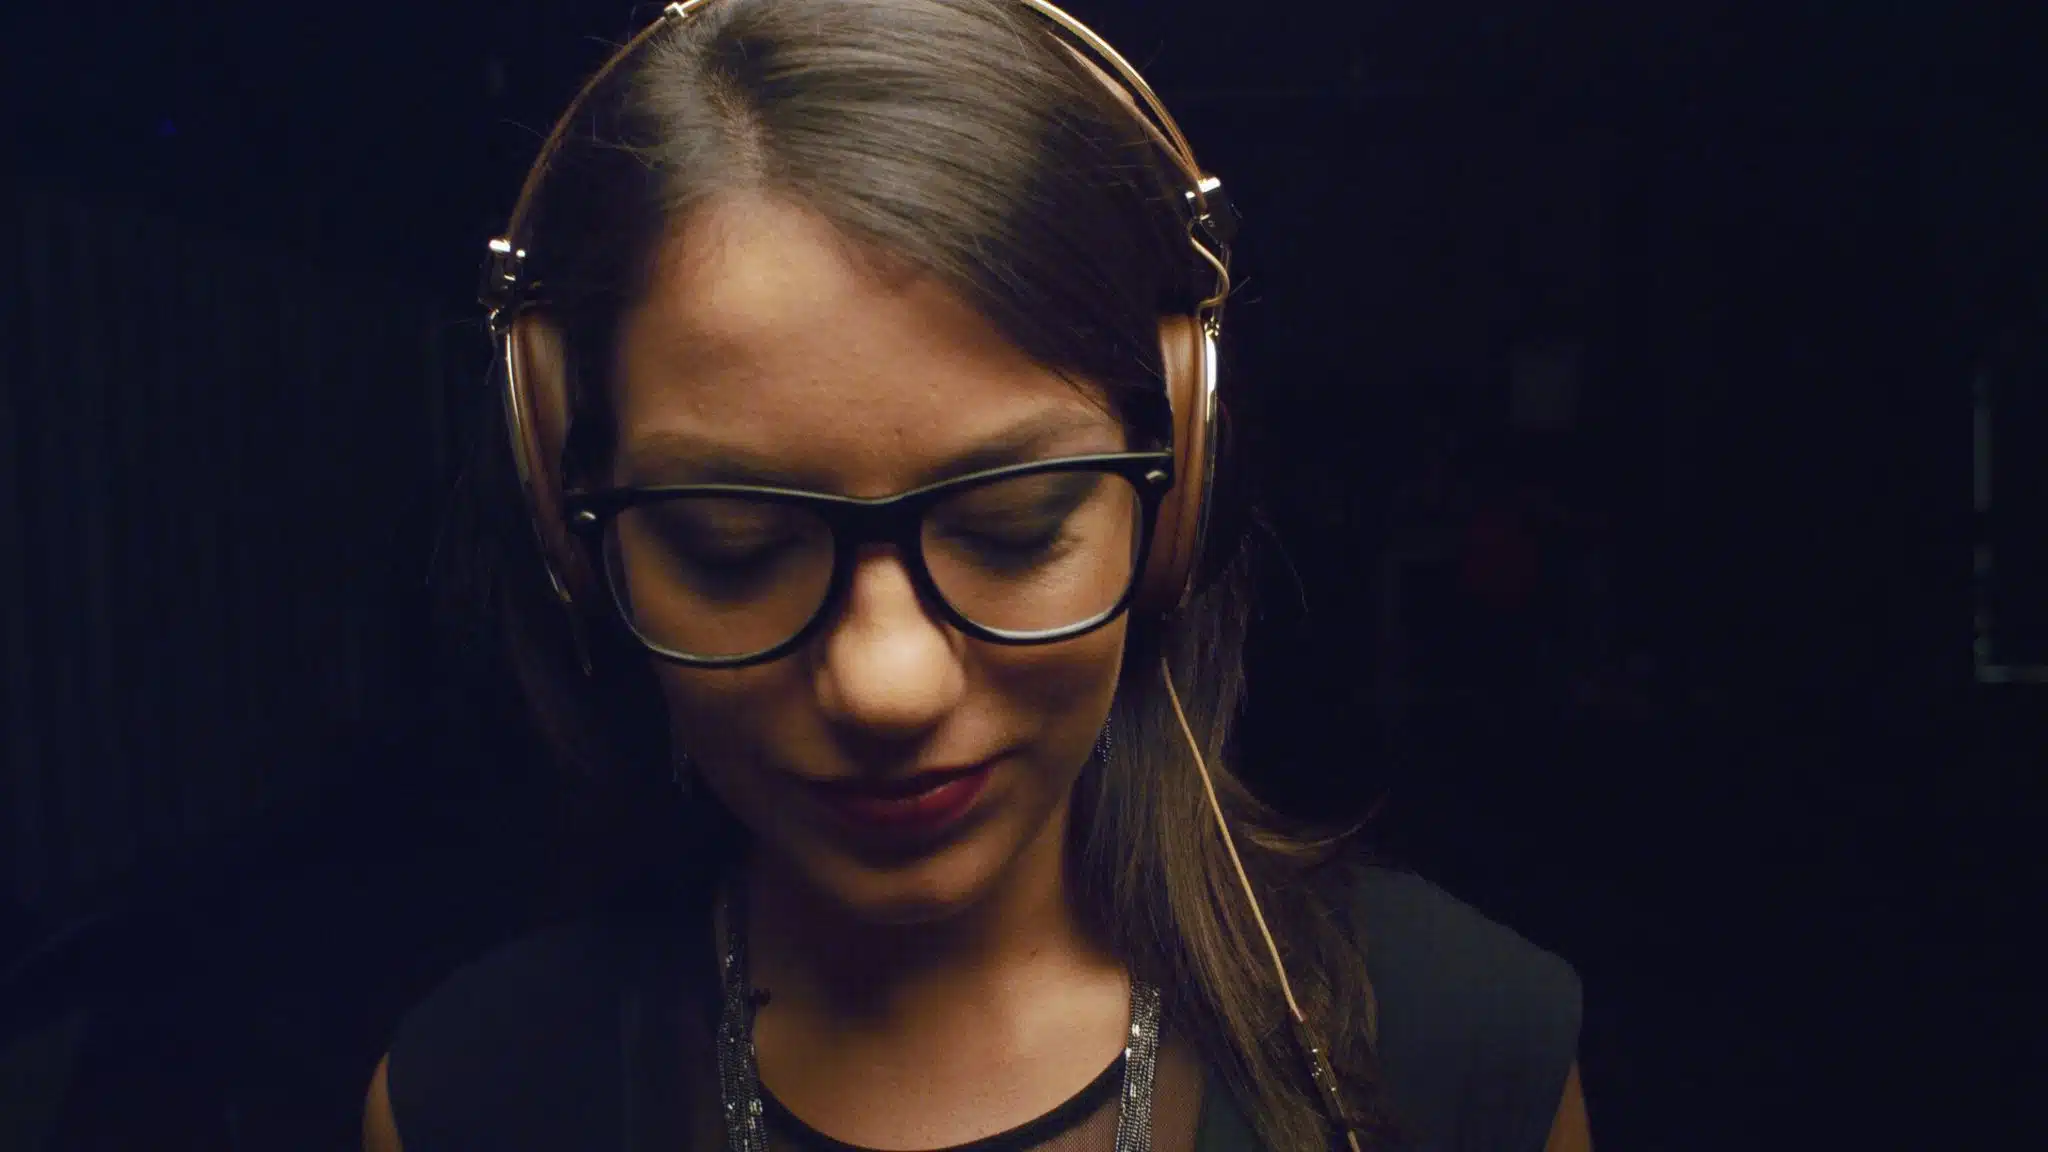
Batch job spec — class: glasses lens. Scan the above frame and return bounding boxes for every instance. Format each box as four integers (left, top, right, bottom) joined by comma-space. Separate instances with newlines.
604, 495, 835, 661
921, 468, 1143, 636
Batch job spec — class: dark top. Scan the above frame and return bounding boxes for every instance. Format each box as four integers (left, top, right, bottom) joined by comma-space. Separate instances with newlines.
385, 866, 1581, 1152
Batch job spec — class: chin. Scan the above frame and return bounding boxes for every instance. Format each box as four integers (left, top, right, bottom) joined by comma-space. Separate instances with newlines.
775, 793, 1068, 930
798, 831, 1012, 926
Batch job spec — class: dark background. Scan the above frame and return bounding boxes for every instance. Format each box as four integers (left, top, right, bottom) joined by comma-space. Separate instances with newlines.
3, 0, 2043, 1148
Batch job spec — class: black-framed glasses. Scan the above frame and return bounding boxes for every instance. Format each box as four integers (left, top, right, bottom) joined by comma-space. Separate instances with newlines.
564, 452, 1175, 668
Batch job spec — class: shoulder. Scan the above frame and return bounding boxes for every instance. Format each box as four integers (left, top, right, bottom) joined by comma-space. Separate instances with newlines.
1342, 865, 1583, 1037
1339, 864, 1583, 1152
382, 919, 627, 1150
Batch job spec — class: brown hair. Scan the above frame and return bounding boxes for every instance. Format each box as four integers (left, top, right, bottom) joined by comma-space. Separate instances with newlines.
443, 1, 1400, 1147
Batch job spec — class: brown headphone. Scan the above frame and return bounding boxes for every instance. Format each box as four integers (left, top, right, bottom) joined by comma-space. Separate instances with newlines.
475, 4, 1361, 1149
478, 0, 1234, 634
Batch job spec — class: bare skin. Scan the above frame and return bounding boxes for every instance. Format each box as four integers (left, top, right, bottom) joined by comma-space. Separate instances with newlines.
1545, 1063, 1594, 1152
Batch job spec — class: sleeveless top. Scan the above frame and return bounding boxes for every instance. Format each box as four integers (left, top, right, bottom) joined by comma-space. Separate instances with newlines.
384, 866, 1582, 1152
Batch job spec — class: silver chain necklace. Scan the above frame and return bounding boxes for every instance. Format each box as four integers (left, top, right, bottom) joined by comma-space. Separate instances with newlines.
713, 889, 1164, 1152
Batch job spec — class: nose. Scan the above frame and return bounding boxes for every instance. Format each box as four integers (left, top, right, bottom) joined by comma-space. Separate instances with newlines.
811, 545, 966, 742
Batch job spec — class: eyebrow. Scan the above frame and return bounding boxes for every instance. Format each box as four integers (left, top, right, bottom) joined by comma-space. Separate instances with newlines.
618, 409, 1126, 492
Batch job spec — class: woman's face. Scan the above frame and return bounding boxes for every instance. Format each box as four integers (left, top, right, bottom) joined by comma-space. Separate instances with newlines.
610, 194, 1131, 926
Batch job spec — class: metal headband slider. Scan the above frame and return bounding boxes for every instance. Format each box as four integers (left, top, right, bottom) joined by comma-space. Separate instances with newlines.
1186, 175, 1238, 250
479, 237, 528, 319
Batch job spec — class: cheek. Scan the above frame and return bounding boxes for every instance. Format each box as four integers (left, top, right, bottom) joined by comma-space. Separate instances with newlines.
988, 618, 1128, 751
651, 663, 779, 764
651, 664, 796, 836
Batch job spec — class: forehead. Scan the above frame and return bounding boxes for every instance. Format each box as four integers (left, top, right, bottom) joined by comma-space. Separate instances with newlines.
611, 194, 1119, 494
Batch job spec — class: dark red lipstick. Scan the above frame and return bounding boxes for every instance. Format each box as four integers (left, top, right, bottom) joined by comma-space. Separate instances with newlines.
803, 763, 993, 840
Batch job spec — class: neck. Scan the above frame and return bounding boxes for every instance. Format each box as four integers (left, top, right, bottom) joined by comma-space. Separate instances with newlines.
737, 806, 1117, 1032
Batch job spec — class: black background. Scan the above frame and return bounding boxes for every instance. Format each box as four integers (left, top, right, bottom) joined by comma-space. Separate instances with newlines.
2, 1, 2043, 1148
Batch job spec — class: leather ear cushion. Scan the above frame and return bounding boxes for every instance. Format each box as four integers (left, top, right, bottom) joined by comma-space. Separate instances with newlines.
505, 315, 598, 604
1135, 313, 1212, 618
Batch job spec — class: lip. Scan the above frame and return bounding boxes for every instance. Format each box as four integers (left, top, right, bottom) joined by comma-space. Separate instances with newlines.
802, 762, 994, 840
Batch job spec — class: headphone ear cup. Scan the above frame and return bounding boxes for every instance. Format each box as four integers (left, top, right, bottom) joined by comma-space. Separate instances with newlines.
1134, 313, 1215, 618
504, 315, 599, 605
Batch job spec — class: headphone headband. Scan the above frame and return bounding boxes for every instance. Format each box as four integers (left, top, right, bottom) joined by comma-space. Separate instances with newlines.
479, 0, 1228, 330
481, 0, 1233, 329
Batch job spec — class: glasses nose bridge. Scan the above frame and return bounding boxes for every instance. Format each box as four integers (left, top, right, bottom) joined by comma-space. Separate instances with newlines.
832, 489, 933, 560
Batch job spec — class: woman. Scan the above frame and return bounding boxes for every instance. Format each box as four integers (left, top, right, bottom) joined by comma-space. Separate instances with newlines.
365, 1, 1590, 1149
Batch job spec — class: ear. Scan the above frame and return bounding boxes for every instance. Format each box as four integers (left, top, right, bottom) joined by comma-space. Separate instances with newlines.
1135, 314, 1213, 617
